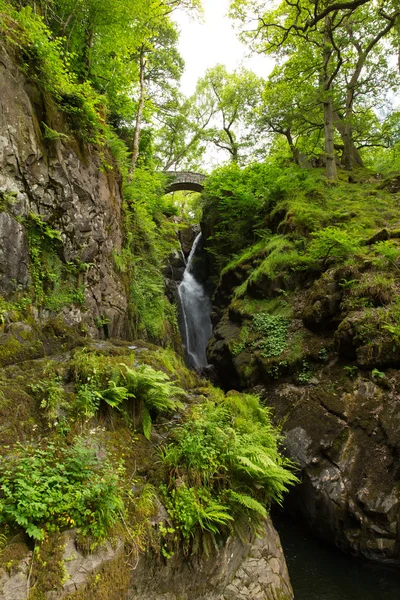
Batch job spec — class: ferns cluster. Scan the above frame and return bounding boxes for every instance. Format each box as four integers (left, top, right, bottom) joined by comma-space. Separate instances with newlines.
71, 349, 184, 438
160, 391, 297, 553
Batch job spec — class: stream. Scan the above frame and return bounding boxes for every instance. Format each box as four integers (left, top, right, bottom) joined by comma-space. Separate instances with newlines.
275, 516, 400, 599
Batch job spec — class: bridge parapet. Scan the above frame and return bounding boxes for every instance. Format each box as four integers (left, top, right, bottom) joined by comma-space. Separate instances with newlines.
164, 171, 206, 194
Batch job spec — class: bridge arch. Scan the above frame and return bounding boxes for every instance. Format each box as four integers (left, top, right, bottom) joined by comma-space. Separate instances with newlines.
164, 171, 206, 194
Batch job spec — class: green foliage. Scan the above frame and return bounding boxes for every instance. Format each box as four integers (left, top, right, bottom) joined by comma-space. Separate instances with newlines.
297, 361, 313, 385
307, 227, 361, 264
29, 373, 65, 426
21, 213, 86, 311
0, 441, 123, 542
252, 313, 290, 358
371, 368, 385, 379
114, 168, 180, 341
231, 325, 249, 356
0, 190, 17, 212
344, 365, 358, 379
162, 484, 233, 540
41, 122, 69, 141
372, 240, 400, 269
0, 3, 107, 143
70, 349, 184, 436
202, 162, 312, 268
117, 364, 184, 438
95, 380, 134, 409
160, 391, 297, 548
319, 347, 329, 362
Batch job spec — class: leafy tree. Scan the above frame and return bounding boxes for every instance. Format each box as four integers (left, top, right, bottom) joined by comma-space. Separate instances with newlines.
230, 0, 400, 177
154, 94, 211, 171
193, 64, 264, 164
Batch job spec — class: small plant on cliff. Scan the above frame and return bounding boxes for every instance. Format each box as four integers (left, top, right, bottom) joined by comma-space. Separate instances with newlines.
116, 364, 185, 439
29, 373, 65, 427
307, 226, 361, 266
252, 313, 290, 358
230, 325, 250, 356
71, 350, 185, 438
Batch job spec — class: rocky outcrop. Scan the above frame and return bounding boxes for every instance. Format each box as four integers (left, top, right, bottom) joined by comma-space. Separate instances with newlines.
207, 261, 400, 564
0, 520, 293, 600
0, 533, 125, 600
269, 368, 400, 563
0, 42, 128, 338
128, 517, 293, 600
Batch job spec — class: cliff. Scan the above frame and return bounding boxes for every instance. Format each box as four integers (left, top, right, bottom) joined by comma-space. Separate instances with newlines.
0, 41, 129, 341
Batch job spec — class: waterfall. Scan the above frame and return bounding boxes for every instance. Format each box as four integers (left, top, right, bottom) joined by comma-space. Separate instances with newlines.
178, 233, 212, 369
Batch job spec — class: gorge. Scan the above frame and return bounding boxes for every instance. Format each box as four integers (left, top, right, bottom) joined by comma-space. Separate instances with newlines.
0, 0, 400, 598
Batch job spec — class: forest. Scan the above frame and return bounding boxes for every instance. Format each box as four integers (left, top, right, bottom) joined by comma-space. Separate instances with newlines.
0, 0, 399, 598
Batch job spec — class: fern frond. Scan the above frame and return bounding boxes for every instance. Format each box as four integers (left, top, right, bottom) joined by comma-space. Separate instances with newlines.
142, 406, 152, 440
227, 490, 267, 518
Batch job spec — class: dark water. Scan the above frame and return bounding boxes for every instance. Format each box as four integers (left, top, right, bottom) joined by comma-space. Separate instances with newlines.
275, 517, 400, 599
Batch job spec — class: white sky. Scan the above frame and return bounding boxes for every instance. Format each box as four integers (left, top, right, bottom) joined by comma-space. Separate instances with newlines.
173, 0, 274, 96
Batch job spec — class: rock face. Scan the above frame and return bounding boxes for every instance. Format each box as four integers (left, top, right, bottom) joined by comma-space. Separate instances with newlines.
0, 519, 293, 600
269, 369, 400, 563
207, 262, 400, 565
0, 532, 125, 600
129, 517, 293, 600
0, 42, 128, 338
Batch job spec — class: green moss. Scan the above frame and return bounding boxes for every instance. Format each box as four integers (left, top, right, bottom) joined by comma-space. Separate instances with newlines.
0, 334, 44, 367
64, 552, 130, 600
0, 540, 29, 575
28, 534, 65, 599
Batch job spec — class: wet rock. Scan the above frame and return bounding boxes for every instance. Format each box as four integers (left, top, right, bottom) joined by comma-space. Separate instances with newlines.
130, 517, 293, 600
302, 271, 343, 330
0, 42, 129, 338
179, 225, 200, 256
270, 373, 400, 563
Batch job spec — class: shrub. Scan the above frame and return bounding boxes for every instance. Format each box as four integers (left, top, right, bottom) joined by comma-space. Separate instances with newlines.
0, 441, 123, 542
307, 226, 361, 265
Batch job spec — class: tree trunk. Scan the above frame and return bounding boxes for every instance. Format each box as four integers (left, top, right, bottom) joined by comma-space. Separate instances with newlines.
323, 17, 337, 181
285, 129, 301, 164
130, 47, 146, 177
334, 110, 364, 168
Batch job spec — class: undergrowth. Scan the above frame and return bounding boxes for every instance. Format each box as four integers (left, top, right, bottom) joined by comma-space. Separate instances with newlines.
160, 390, 297, 555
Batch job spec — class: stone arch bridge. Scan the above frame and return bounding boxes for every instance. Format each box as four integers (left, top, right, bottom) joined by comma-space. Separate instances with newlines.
164, 171, 206, 194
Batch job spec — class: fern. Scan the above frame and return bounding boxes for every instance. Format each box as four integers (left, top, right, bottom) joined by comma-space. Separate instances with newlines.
226, 490, 267, 518
161, 390, 298, 552
95, 380, 134, 409
118, 364, 184, 412
142, 406, 152, 440
197, 502, 234, 534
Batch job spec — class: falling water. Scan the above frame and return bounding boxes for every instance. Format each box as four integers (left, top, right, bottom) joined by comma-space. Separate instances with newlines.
178, 233, 212, 369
